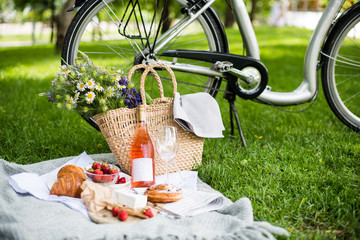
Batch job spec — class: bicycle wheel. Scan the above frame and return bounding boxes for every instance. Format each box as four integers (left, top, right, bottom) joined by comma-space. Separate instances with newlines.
62, 0, 227, 98
321, 3, 360, 131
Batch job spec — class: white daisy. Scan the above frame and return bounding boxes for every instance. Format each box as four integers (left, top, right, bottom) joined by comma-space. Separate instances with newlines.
106, 87, 115, 97
74, 91, 80, 101
85, 91, 96, 104
112, 75, 120, 82
67, 96, 75, 104
94, 85, 104, 92
118, 84, 126, 90
77, 82, 86, 92
64, 69, 70, 76
86, 79, 96, 90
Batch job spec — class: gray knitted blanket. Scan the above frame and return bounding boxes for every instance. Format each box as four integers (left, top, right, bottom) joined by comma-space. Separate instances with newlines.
1, 153, 289, 240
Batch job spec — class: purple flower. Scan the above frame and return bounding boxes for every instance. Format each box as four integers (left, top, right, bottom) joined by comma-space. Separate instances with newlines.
118, 77, 128, 86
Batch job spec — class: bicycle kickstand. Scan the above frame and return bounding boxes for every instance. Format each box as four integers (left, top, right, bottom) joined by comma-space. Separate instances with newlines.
223, 85, 247, 148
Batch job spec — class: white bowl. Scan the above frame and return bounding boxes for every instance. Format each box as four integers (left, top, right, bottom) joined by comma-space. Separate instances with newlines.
84, 164, 120, 185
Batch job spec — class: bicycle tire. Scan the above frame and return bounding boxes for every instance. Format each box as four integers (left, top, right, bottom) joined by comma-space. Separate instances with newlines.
321, 2, 360, 131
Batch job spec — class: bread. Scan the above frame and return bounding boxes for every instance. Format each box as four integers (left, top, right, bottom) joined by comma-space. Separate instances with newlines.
144, 184, 182, 203
50, 172, 84, 198
57, 165, 85, 181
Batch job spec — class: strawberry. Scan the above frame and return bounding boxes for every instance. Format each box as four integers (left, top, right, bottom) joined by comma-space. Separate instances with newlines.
101, 174, 114, 183
118, 210, 128, 221
112, 207, 121, 217
142, 207, 154, 218
101, 162, 110, 174
116, 176, 126, 184
92, 161, 101, 170
93, 169, 103, 183
108, 167, 118, 175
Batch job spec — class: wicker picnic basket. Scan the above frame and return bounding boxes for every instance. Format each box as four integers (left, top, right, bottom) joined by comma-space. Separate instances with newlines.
93, 63, 204, 176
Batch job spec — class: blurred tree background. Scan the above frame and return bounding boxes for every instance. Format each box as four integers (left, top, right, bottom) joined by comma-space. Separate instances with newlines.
0, 0, 276, 50
0, 0, 357, 51
0, 0, 74, 50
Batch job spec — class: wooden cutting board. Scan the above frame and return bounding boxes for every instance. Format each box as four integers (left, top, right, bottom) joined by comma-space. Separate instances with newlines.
88, 206, 159, 224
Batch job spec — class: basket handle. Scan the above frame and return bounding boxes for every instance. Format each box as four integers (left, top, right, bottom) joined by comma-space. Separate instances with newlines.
127, 63, 177, 105
127, 64, 164, 98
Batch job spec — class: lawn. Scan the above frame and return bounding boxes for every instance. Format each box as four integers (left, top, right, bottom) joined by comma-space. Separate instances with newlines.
0, 26, 359, 239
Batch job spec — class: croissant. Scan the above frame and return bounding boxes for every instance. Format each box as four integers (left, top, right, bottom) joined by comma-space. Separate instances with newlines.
50, 172, 84, 198
57, 165, 85, 181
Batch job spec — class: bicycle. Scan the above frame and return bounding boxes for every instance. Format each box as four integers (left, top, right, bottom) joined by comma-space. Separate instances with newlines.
61, 0, 360, 141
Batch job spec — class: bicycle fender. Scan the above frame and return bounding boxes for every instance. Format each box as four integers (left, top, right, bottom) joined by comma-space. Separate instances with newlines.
321, 2, 360, 67
66, 0, 88, 12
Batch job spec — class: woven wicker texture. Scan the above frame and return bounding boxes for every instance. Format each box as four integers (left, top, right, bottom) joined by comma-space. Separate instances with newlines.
93, 63, 204, 176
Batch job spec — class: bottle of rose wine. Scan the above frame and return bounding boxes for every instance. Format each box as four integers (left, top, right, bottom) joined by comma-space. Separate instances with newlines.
131, 105, 155, 188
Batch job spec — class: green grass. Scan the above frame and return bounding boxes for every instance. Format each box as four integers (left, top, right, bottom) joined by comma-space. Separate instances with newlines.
1, 26, 359, 239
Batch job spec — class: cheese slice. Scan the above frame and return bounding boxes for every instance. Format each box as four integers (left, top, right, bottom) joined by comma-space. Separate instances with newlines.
112, 190, 148, 209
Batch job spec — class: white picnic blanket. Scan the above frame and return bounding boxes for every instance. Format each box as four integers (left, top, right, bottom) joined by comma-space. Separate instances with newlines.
1, 153, 289, 240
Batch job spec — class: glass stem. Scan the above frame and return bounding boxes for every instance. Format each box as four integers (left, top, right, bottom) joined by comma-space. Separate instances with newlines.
165, 161, 169, 184
172, 160, 183, 180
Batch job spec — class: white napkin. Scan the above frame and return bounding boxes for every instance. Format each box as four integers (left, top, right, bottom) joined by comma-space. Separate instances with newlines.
8, 151, 93, 219
173, 92, 225, 138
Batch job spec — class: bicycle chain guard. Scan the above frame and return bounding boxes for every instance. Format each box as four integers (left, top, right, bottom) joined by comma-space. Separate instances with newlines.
160, 49, 268, 99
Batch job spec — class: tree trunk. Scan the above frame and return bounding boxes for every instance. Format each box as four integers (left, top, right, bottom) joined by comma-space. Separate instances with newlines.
161, 0, 172, 34
250, 0, 257, 22
224, 5, 235, 28
31, 12, 36, 45
50, 0, 55, 43
55, 0, 75, 52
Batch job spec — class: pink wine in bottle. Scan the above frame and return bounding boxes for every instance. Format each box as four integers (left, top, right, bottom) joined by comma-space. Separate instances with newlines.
131, 105, 155, 188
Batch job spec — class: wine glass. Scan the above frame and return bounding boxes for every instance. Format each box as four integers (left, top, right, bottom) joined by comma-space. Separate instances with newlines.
155, 126, 179, 184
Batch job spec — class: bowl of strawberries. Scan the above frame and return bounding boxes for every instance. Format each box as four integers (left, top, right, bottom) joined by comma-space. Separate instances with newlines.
84, 161, 120, 185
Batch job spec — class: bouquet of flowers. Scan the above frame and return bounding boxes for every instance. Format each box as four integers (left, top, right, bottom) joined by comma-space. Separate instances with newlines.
42, 52, 142, 117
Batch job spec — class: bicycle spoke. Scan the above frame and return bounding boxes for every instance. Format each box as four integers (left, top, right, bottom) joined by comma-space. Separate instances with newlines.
337, 54, 360, 66
167, 38, 211, 49
86, 19, 133, 59
342, 89, 360, 103
81, 31, 129, 61
345, 35, 360, 49
102, 1, 145, 58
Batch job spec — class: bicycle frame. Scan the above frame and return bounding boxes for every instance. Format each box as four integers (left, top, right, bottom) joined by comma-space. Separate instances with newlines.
72, 0, 345, 106
155, 0, 345, 106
